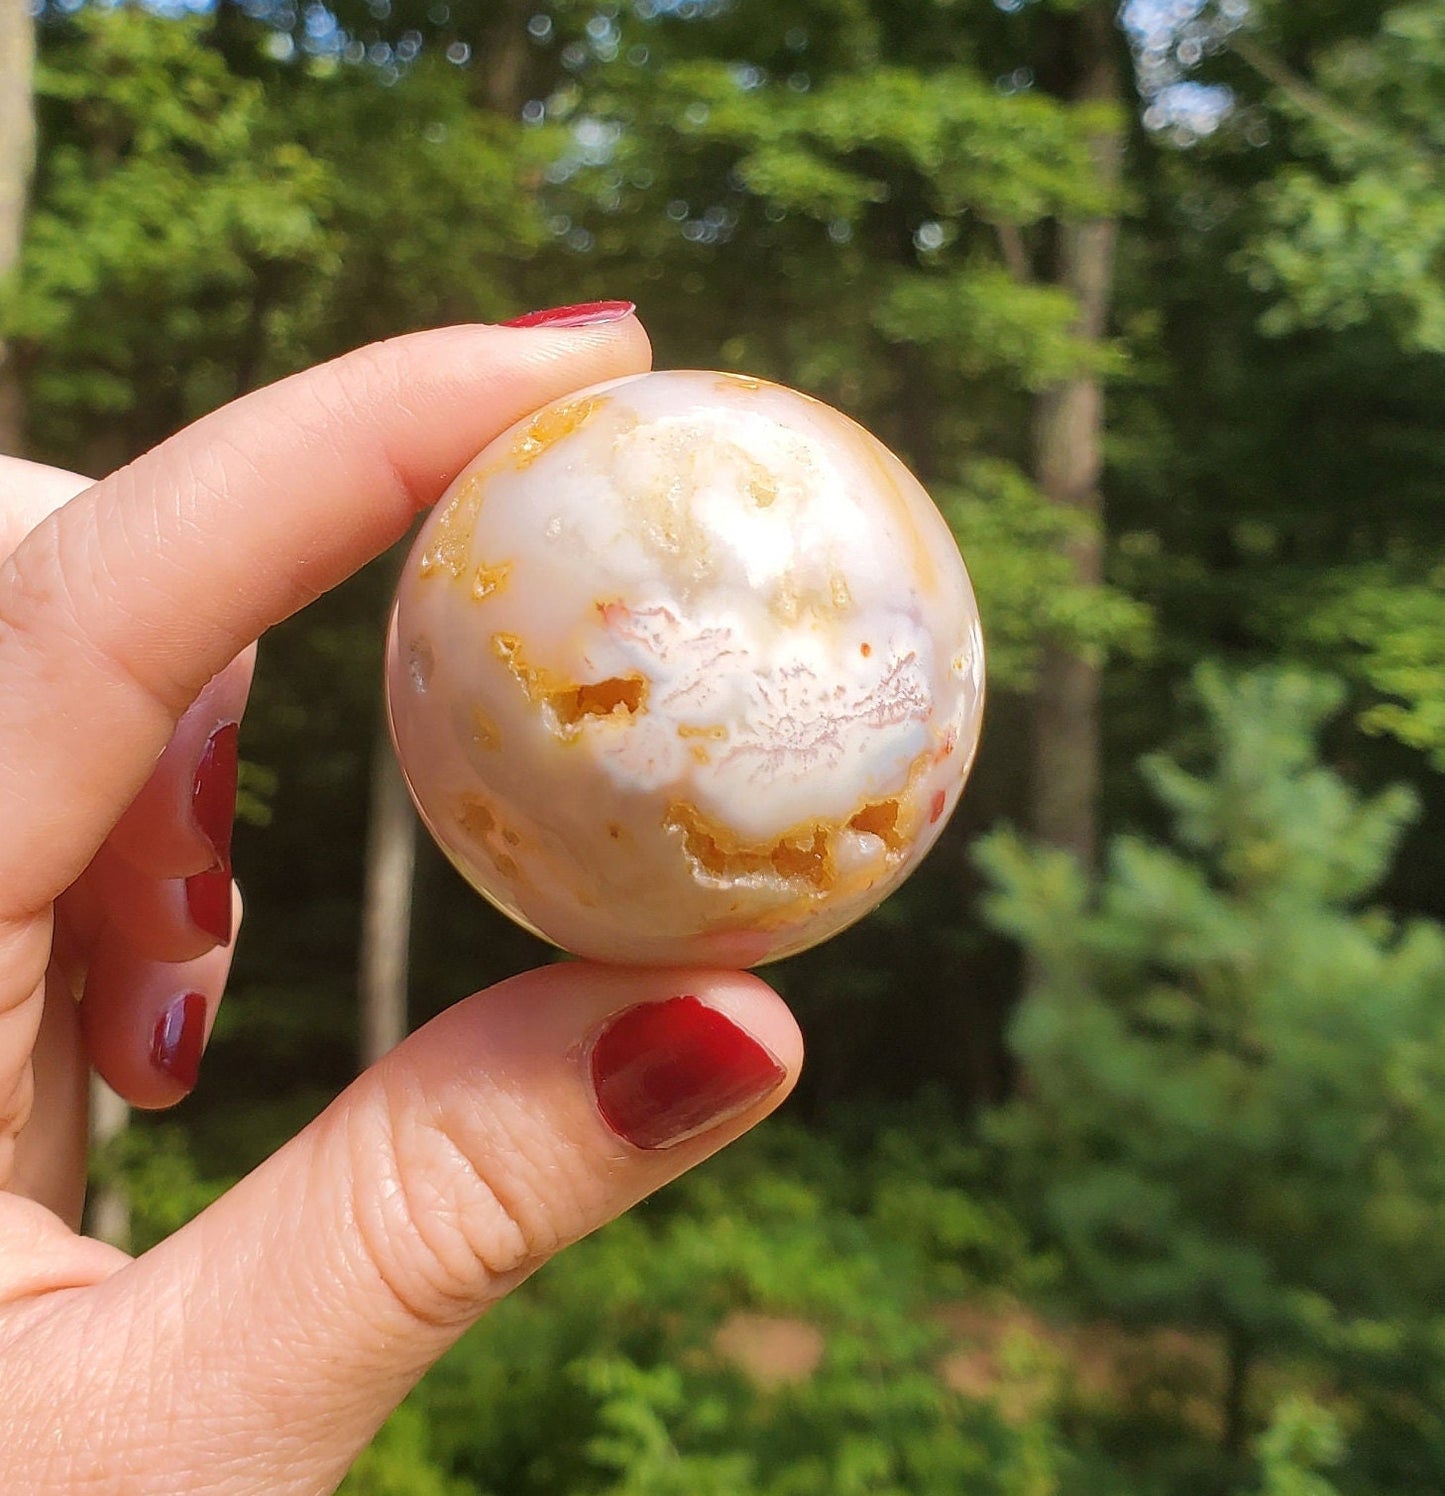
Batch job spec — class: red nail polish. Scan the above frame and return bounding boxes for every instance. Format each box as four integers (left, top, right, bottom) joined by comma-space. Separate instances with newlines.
185, 864, 232, 945
502, 300, 636, 329
590, 995, 785, 1150
193, 722, 239, 866
151, 992, 207, 1092
187, 723, 237, 945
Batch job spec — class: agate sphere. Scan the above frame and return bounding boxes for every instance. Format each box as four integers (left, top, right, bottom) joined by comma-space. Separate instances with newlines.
385, 370, 984, 967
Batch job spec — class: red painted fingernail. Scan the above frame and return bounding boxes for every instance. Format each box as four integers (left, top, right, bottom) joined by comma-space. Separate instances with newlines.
151, 991, 207, 1092
590, 995, 786, 1150
193, 722, 239, 866
185, 864, 232, 945
502, 300, 636, 329
187, 723, 238, 945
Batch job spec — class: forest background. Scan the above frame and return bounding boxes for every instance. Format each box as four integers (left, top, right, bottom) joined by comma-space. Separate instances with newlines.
6, 0, 1445, 1490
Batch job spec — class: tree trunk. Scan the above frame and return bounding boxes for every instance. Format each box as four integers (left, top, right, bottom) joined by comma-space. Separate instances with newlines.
473, 0, 533, 115
0, 0, 36, 456
358, 721, 417, 1069
1221, 1323, 1253, 1462
1028, 4, 1124, 871
85, 1075, 131, 1250
354, 2, 538, 1073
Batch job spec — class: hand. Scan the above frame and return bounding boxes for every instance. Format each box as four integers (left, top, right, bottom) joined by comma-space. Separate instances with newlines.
0, 316, 802, 1494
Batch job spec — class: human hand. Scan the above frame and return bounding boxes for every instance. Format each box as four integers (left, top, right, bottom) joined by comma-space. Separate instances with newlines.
0, 312, 802, 1493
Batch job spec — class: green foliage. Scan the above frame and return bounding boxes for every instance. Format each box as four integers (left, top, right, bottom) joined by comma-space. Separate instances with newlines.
1281, 565, 1445, 769
939, 458, 1151, 684
336, 1118, 1074, 1496
1241, 4, 1445, 352
981, 665, 1445, 1457
4, 7, 334, 451
876, 267, 1123, 392
22, 2, 1445, 1491
90, 1121, 233, 1254
1254, 1396, 1345, 1496
342, 1404, 473, 1496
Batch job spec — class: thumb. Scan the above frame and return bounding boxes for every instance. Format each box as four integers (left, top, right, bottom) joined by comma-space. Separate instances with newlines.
30, 965, 799, 1495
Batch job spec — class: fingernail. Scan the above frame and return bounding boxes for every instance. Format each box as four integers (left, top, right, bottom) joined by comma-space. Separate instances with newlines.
151, 991, 207, 1092
590, 995, 786, 1151
185, 864, 232, 945
187, 723, 238, 945
502, 300, 636, 329
192, 722, 239, 866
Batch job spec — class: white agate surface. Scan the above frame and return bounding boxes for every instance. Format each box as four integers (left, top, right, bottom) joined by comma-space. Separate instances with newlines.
385, 370, 985, 967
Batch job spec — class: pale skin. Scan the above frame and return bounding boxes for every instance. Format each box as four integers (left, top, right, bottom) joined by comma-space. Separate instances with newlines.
0, 317, 803, 1493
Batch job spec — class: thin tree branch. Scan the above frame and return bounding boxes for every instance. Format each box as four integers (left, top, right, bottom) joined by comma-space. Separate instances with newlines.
994, 220, 1033, 284
1230, 34, 1414, 155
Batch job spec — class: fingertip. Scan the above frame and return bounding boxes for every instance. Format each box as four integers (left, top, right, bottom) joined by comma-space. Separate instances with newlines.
107, 651, 254, 876
81, 914, 236, 1109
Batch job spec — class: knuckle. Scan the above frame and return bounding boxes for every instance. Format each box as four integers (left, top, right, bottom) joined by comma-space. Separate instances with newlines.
0, 479, 191, 719
343, 1076, 575, 1331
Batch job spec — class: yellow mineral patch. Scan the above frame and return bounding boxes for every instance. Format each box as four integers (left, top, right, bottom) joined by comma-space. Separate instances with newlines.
491, 633, 554, 701
454, 794, 529, 885
471, 559, 512, 602
492, 633, 648, 737
667, 747, 932, 895
664, 803, 836, 892
829, 405, 938, 593
715, 373, 763, 393
770, 576, 802, 626
690, 744, 712, 765
512, 395, 603, 470
677, 723, 728, 741
768, 569, 855, 624
471, 708, 501, 752
420, 472, 487, 581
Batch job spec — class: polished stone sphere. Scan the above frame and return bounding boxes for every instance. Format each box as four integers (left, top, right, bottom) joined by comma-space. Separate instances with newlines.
386, 370, 985, 967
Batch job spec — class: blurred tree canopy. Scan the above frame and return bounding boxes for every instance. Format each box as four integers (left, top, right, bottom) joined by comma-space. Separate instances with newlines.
9, 0, 1445, 1490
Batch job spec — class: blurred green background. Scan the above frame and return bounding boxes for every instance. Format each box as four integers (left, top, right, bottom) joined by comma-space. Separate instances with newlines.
7, 0, 1445, 1489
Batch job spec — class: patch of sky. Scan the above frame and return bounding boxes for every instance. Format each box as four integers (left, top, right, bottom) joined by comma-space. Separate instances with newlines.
1122, 0, 1246, 140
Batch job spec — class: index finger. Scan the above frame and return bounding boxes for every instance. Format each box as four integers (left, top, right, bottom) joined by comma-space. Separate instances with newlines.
0, 316, 651, 922
0, 456, 91, 558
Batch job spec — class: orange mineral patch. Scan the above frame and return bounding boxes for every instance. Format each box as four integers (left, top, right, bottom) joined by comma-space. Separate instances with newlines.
848, 798, 905, 852
549, 674, 648, 729
456, 794, 496, 839
512, 395, 603, 469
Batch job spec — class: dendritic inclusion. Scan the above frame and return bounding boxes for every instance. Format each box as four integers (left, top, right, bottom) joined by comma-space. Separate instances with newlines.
385, 369, 985, 967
